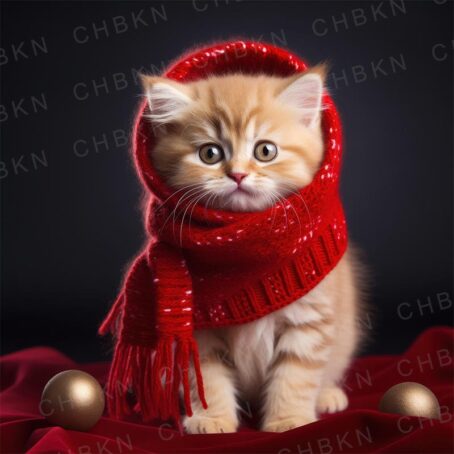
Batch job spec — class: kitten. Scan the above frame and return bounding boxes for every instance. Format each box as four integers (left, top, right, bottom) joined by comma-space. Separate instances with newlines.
141, 68, 362, 433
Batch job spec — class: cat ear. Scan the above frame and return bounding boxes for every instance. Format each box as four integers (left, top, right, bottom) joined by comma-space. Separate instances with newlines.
141, 75, 192, 126
278, 67, 326, 128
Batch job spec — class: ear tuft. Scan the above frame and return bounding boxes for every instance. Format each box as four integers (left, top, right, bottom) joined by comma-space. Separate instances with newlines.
278, 69, 325, 128
141, 75, 192, 126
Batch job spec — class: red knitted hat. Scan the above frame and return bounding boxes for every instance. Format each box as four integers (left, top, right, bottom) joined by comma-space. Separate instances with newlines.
99, 40, 347, 426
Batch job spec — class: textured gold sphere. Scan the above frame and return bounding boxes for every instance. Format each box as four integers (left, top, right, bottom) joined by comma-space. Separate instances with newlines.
379, 382, 440, 419
40, 370, 105, 431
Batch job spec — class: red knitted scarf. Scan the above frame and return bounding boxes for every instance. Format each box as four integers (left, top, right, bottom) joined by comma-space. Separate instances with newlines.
99, 41, 347, 426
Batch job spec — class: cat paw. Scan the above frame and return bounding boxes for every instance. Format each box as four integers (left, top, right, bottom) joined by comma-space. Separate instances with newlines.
316, 386, 348, 414
262, 415, 317, 432
183, 415, 238, 434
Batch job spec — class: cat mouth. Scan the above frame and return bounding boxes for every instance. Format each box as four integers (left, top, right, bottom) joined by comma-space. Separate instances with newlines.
229, 186, 253, 196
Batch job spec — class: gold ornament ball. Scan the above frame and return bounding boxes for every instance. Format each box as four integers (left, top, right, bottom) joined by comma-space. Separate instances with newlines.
40, 370, 105, 431
379, 382, 440, 419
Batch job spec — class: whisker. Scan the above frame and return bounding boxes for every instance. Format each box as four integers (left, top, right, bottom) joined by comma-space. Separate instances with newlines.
204, 192, 217, 213
180, 191, 209, 246
188, 191, 212, 238
173, 188, 206, 239
268, 190, 289, 232
158, 183, 205, 209
271, 186, 303, 235
276, 182, 313, 229
268, 197, 277, 231
159, 186, 205, 235
284, 198, 302, 236
264, 191, 280, 232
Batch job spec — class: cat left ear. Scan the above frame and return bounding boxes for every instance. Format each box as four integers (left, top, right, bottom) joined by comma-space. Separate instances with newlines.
278, 66, 326, 128
141, 75, 192, 126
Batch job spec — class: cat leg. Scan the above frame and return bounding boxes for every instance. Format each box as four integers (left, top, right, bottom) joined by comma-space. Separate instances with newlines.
183, 330, 239, 434
315, 342, 352, 415
316, 252, 359, 415
261, 322, 333, 432
315, 346, 351, 414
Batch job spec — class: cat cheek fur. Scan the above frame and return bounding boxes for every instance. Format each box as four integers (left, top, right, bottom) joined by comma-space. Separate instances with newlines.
146, 72, 325, 212
153, 146, 319, 212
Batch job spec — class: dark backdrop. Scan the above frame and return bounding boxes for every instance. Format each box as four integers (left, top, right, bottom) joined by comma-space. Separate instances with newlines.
1, 1, 452, 361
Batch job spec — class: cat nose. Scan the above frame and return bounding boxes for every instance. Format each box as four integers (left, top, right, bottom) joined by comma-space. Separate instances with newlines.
227, 172, 248, 185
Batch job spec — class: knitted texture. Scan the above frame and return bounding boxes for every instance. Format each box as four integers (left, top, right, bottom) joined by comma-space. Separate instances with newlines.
99, 40, 348, 426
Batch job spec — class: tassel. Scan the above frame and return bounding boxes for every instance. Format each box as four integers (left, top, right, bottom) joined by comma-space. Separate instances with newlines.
104, 335, 207, 424
98, 293, 124, 336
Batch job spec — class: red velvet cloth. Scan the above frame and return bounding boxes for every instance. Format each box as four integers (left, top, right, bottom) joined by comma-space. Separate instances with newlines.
1, 327, 452, 453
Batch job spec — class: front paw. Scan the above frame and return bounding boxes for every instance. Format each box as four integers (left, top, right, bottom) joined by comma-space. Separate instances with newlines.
262, 414, 317, 432
183, 415, 238, 434
316, 386, 348, 414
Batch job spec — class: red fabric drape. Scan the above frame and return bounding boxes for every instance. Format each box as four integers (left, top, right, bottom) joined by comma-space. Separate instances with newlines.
1, 327, 452, 453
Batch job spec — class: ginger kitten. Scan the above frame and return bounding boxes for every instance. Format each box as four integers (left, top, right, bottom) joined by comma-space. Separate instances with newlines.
141, 68, 361, 433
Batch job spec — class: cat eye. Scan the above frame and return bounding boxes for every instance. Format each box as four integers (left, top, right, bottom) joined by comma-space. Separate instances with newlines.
199, 144, 224, 165
254, 141, 278, 162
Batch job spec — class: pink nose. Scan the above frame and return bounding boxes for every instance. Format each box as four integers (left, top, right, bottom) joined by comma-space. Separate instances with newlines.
228, 172, 248, 185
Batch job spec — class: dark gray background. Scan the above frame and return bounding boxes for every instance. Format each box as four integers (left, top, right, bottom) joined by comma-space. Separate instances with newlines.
1, 1, 452, 361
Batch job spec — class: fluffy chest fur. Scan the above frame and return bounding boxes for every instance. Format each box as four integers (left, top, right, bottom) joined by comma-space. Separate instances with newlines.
225, 275, 333, 398
220, 253, 358, 401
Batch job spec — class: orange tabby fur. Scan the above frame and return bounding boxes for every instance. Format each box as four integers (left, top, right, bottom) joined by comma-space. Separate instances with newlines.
141, 69, 362, 433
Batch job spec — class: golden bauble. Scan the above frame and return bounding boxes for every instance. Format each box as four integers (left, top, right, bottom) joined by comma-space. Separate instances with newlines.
379, 382, 440, 419
40, 370, 105, 431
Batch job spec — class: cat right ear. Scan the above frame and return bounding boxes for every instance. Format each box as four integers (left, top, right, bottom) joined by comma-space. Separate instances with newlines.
140, 75, 192, 126
277, 64, 328, 129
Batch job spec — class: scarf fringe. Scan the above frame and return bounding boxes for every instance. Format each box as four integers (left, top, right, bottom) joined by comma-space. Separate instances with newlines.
98, 293, 123, 336
105, 336, 207, 423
